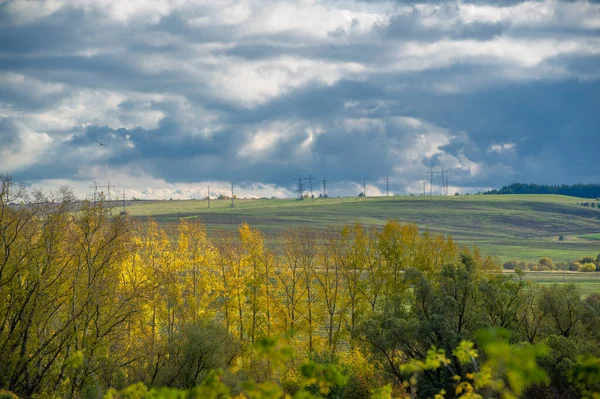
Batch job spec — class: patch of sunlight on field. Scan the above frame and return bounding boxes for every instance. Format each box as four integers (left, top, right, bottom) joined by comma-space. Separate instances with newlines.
578, 233, 600, 241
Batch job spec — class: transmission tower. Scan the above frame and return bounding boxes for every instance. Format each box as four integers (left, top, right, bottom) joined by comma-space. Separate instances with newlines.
307, 175, 316, 198
439, 169, 450, 196
230, 182, 234, 208
95, 182, 115, 202
363, 178, 367, 197
386, 175, 389, 196
426, 170, 449, 196
322, 177, 327, 198
207, 185, 210, 209
428, 170, 432, 196
122, 188, 127, 214
294, 177, 305, 200
94, 182, 116, 213
90, 181, 98, 202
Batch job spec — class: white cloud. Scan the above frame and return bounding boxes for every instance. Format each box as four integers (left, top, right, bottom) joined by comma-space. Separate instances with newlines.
458, 1, 556, 26
458, 1, 600, 30
0, 72, 65, 96
392, 116, 453, 160
238, 126, 283, 158
241, 0, 386, 39
487, 143, 516, 153
340, 117, 386, 133
28, 165, 294, 200
211, 56, 365, 106
0, 123, 53, 171
0, 76, 175, 132
393, 36, 600, 71
238, 120, 323, 161
2, 0, 65, 25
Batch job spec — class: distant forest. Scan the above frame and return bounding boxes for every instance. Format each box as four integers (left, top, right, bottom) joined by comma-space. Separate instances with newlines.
485, 183, 600, 198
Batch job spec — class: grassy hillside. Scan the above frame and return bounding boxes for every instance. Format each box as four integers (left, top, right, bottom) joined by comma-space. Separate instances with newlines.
125, 194, 600, 262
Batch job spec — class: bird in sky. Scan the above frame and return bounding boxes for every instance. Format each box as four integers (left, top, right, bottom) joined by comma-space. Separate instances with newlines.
95, 140, 108, 147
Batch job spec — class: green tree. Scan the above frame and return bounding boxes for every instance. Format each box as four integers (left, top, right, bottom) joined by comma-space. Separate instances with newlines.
479, 272, 525, 329
539, 284, 585, 338
150, 320, 240, 389
538, 257, 554, 271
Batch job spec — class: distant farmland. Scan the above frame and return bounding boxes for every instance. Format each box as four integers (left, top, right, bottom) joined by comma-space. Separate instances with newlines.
500, 270, 600, 298
125, 194, 600, 263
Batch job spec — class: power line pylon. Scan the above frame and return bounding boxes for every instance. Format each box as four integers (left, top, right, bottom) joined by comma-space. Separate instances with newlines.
307, 175, 316, 198
426, 170, 448, 196
386, 175, 389, 196
122, 188, 127, 215
90, 181, 98, 202
294, 177, 304, 200
96, 182, 116, 213
363, 178, 367, 197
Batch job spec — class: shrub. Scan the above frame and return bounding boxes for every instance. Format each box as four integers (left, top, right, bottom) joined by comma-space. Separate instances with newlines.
555, 261, 567, 271
569, 262, 582, 271
538, 257, 554, 271
581, 263, 596, 272
504, 259, 519, 270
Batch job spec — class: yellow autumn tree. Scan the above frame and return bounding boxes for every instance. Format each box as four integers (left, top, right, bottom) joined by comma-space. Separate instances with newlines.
276, 229, 309, 343
176, 219, 218, 323
239, 223, 275, 344
314, 230, 349, 357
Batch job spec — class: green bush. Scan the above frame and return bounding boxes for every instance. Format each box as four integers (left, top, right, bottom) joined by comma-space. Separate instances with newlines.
538, 257, 554, 271
503, 259, 519, 270
581, 263, 596, 272
570, 261, 582, 271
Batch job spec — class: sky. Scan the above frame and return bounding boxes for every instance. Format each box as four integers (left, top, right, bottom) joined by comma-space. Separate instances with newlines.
1, 0, 599, 200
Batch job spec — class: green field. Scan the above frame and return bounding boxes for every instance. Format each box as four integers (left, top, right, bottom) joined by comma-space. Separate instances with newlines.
502, 271, 600, 298
125, 194, 600, 262
578, 233, 600, 241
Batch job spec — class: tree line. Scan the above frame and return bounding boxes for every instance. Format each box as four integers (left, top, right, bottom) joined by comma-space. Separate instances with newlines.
484, 183, 600, 198
1, 175, 599, 398
504, 255, 600, 272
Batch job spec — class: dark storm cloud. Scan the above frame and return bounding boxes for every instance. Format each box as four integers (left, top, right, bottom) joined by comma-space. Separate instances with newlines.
1, 0, 600, 197
227, 80, 384, 125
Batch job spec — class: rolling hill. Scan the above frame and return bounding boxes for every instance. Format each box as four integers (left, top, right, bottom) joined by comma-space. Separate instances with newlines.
124, 194, 600, 262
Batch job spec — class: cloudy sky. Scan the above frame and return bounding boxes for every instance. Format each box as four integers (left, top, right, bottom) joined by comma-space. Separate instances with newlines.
1, 0, 599, 199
